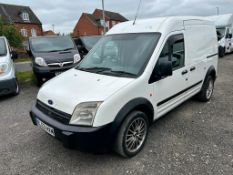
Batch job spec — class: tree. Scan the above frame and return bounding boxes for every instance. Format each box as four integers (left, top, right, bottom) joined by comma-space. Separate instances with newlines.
0, 17, 23, 48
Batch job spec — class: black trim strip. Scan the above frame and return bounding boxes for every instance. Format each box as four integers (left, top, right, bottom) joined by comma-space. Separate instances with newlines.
207, 53, 218, 59
157, 80, 203, 106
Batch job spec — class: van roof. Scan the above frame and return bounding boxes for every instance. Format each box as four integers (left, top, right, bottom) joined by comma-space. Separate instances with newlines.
107, 16, 214, 35
205, 14, 233, 28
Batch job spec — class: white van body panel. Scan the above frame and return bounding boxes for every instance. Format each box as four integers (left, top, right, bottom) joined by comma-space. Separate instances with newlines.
38, 69, 134, 115
0, 37, 16, 81
184, 21, 218, 86
37, 17, 218, 127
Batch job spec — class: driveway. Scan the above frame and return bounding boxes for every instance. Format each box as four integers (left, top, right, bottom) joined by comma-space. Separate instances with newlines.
0, 55, 233, 175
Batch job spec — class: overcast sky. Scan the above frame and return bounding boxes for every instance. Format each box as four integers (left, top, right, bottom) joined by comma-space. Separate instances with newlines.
3, 0, 233, 34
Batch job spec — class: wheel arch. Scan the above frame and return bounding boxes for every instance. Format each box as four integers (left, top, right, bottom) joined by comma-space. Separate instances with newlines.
110, 98, 154, 136
205, 66, 217, 81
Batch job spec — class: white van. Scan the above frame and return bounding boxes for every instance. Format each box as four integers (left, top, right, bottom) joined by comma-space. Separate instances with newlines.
30, 17, 218, 157
206, 14, 233, 57
0, 36, 19, 96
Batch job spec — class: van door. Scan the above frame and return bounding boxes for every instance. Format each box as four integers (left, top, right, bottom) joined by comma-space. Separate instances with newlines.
225, 27, 233, 53
150, 33, 189, 118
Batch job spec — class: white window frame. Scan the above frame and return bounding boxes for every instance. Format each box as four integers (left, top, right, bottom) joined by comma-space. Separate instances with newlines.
106, 21, 110, 30
112, 21, 116, 26
31, 28, 37, 37
22, 12, 29, 21
20, 29, 28, 37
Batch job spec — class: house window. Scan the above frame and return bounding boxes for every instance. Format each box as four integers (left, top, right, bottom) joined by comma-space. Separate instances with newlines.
20, 29, 28, 37
22, 12, 29, 21
112, 21, 116, 26
31, 28, 37, 37
106, 21, 110, 30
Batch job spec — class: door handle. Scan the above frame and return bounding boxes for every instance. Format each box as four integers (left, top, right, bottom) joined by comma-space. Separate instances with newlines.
190, 66, 196, 71
182, 70, 188, 75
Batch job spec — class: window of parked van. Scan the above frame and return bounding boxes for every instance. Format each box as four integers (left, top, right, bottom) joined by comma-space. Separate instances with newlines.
0, 38, 7, 56
77, 33, 161, 77
171, 35, 185, 70
157, 34, 185, 71
30, 36, 75, 52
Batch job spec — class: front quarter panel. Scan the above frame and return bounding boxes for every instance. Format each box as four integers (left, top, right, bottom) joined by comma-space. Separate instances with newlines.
93, 76, 154, 127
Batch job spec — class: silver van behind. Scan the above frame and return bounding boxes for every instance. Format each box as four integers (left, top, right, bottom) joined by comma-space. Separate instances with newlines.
0, 36, 19, 96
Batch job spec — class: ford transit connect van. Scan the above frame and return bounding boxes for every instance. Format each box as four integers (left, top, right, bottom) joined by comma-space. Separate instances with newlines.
30, 17, 218, 157
0, 36, 19, 96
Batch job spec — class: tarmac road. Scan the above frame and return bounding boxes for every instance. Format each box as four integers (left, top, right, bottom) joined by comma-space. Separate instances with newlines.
0, 55, 233, 175
14, 62, 32, 72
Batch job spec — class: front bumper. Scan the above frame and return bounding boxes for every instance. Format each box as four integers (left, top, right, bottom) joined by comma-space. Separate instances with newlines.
33, 63, 77, 78
0, 78, 17, 96
30, 104, 113, 152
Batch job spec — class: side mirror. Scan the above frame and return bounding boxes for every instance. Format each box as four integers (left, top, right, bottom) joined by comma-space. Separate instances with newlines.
77, 45, 84, 50
159, 61, 173, 77
226, 33, 232, 39
11, 51, 18, 60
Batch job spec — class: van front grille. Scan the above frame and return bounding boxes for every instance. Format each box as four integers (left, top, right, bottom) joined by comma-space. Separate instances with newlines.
36, 100, 71, 124
48, 61, 74, 68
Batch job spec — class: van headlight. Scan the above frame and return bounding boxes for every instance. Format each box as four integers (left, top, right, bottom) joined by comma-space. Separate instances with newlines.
70, 102, 102, 126
35, 57, 47, 67
73, 54, 81, 64
0, 63, 9, 75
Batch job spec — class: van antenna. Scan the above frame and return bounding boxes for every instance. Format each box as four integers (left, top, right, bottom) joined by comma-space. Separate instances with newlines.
133, 0, 142, 25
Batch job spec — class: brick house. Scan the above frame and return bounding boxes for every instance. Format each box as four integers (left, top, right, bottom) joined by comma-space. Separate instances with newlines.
0, 3, 43, 38
73, 9, 128, 37
43, 30, 56, 36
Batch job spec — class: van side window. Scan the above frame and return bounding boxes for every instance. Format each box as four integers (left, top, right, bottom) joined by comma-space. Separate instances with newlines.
157, 34, 185, 71
157, 43, 170, 65
171, 35, 185, 70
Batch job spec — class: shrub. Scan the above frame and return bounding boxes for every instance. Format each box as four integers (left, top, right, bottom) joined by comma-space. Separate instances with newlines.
0, 17, 23, 48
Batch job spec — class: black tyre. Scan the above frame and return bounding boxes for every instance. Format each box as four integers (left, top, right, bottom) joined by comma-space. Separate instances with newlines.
196, 76, 214, 102
35, 75, 43, 87
12, 79, 20, 96
114, 111, 149, 158
219, 46, 225, 58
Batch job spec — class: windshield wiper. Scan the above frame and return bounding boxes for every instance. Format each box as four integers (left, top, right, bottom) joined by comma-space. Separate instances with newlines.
62, 48, 74, 51
102, 70, 137, 77
47, 48, 73, 52
78, 67, 111, 73
48, 50, 61, 52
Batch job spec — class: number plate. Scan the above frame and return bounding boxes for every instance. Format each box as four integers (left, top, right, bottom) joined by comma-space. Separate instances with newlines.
37, 119, 55, 137
55, 72, 63, 76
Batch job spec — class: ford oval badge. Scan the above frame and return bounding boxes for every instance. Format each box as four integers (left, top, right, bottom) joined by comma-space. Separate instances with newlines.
48, 100, 53, 105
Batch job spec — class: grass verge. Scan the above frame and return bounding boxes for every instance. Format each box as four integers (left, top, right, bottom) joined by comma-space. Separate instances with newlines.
14, 57, 31, 63
16, 71, 36, 85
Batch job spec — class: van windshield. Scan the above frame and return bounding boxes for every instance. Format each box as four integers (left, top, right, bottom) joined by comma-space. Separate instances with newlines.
76, 33, 160, 78
81, 36, 101, 50
30, 36, 75, 53
0, 38, 7, 56
217, 28, 226, 40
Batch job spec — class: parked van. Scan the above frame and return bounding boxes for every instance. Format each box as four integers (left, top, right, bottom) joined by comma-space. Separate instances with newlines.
206, 14, 233, 57
0, 36, 19, 96
30, 17, 218, 157
27, 36, 81, 85
73, 35, 101, 58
